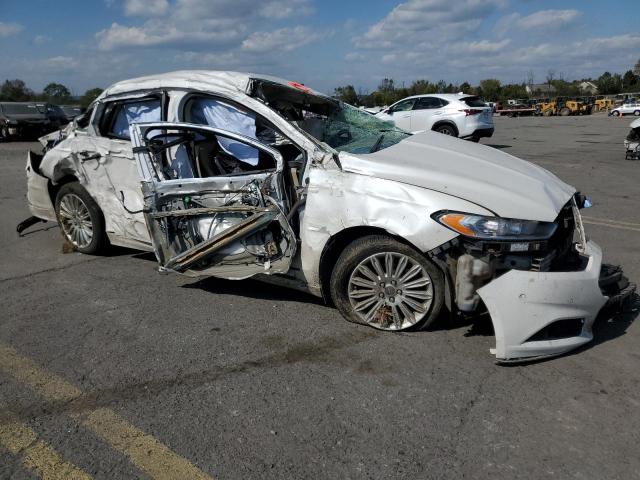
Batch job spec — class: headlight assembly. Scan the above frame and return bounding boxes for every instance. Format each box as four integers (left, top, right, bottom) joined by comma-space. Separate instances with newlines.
433, 211, 557, 241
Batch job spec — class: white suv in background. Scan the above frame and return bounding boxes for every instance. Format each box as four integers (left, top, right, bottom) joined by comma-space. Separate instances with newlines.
377, 94, 494, 142
609, 103, 640, 116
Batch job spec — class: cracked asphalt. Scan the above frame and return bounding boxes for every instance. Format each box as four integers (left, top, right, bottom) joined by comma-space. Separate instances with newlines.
1, 114, 639, 479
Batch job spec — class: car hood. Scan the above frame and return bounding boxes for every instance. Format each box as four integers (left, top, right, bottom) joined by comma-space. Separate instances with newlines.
338, 131, 575, 222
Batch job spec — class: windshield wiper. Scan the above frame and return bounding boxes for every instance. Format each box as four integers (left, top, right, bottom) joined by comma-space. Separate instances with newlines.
370, 134, 385, 153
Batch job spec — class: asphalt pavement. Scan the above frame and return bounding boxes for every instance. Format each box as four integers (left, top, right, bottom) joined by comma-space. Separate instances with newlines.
0, 114, 639, 479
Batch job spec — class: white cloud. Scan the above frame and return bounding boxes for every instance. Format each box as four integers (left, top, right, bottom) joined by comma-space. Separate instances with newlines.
517, 9, 580, 30
95, 0, 315, 51
124, 0, 169, 16
241, 26, 323, 53
495, 9, 581, 35
95, 21, 245, 50
0, 22, 23, 37
33, 35, 51, 45
450, 39, 511, 54
355, 0, 507, 49
345, 52, 365, 62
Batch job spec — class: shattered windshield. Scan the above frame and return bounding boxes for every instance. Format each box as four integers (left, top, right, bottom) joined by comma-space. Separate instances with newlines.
251, 80, 410, 154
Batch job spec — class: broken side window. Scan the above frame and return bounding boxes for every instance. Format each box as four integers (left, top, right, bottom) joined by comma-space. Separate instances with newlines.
100, 98, 162, 140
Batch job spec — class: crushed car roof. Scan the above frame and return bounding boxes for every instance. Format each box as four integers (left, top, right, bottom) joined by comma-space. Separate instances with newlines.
97, 70, 326, 101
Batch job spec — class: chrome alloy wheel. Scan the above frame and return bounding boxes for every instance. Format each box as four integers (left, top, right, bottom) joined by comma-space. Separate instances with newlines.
347, 252, 434, 330
58, 193, 93, 248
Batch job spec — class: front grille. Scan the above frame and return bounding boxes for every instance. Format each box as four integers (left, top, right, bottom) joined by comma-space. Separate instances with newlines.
526, 318, 585, 342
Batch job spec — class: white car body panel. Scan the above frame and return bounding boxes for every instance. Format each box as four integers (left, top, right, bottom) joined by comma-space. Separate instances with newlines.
338, 131, 575, 222
478, 241, 607, 361
24, 70, 620, 362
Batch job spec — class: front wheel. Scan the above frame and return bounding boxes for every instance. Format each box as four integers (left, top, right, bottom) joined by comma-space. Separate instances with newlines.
434, 124, 457, 136
330, 235, 444, 331
612, 110, 620, 116
634, 110, 640, 116
55, 182, 108, 254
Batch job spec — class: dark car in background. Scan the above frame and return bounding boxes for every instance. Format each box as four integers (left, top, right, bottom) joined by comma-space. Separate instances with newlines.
35, 103, 69, 127
0, 102, 56, 140
59, 105, 84, 122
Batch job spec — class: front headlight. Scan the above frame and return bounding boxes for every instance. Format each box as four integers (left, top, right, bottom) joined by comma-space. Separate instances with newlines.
433, 211, 557, 240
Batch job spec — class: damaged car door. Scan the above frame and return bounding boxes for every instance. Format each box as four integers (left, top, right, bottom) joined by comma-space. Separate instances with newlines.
130, 122, 296, 280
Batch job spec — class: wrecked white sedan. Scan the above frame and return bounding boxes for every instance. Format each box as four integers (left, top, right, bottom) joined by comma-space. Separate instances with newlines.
23, 71, 633, 362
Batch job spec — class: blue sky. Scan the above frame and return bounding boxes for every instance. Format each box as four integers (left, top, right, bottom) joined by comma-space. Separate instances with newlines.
0, 0, 638, 96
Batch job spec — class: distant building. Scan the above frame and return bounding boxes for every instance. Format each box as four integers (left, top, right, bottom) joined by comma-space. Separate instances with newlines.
578, 81, 598, 94
526, 83, 556, 95
634, 58, 640, 76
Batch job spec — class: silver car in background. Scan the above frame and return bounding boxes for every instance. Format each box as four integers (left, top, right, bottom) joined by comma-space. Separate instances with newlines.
376, 94, 494, 142
610, 103, 640, 116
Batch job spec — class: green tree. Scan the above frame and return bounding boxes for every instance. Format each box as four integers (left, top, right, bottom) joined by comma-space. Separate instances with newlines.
0, 79, 35, 101
479, 79, 501, 101
596, 72, 622, 95
459, 82, 471, 93
43, 82, 71, 102
333, 85, 359, 105
79, 88, 104, 108
622, 70, 639, 90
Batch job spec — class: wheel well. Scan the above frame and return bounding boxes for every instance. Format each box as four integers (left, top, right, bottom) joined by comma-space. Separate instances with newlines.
319, 226, 415, 304
48, 175, 79, 205
432, 121, 458, 136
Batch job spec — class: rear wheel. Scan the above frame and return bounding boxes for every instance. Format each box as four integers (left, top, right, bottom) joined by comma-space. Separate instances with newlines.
0, 126, 9, 141
330, 235, 444, 331
55, 182, 108, 254
434, 124, 457, 137
612, 110, 620, 116
634, 110, 640, 116
560, 107, 571, 116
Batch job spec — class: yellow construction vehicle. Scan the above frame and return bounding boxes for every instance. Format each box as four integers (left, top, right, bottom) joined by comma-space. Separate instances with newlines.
593, 96, 615, 113
537, 97, 592, 116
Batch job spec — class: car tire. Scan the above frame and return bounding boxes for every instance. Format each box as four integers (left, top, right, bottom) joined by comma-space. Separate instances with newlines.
55, 182, 108, 254
634, 110, 640, 116
434, 124, 457, 137
612, 110, 620, 116
330, 235, 444, 331
0, 126, 9, 141
560, 107, 571, 116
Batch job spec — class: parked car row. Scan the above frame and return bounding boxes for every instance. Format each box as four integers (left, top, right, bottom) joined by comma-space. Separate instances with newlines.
0, 102, 84, 141
20, 70, 633, 362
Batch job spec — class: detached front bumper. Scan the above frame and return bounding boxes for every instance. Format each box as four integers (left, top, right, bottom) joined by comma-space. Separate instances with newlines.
477, 240, 609, 362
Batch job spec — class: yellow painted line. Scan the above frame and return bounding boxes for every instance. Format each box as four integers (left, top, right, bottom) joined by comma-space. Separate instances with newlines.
582, 216, 640, 233
0, 344, 213, 480
0, 418, 92, 480
83, 408, 211, 480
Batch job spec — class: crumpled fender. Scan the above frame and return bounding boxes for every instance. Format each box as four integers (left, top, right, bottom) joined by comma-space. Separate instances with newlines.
477, 241, 607, 361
